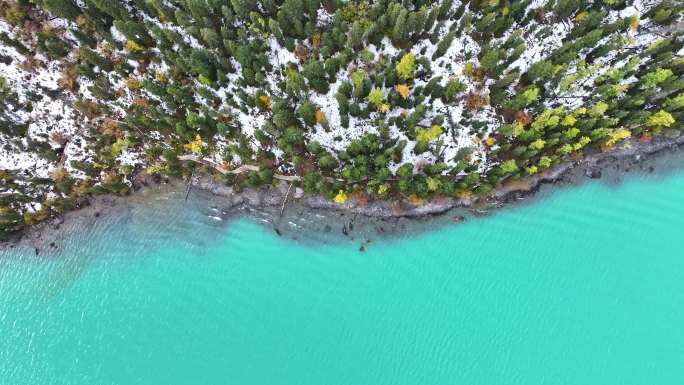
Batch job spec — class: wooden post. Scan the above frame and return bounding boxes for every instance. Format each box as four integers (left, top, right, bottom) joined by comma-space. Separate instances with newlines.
185, 169, 194, 201
280, 183, 293, 219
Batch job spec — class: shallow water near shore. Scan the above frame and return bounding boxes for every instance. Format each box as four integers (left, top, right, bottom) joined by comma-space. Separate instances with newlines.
2, 156, 684, 384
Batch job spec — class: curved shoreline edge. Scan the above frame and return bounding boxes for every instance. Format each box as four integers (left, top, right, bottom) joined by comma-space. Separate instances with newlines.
4, 132, 684, 250
192, 132, 684, 217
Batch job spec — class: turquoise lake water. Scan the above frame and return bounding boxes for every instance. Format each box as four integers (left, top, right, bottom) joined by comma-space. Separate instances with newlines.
2, 164, 684, 384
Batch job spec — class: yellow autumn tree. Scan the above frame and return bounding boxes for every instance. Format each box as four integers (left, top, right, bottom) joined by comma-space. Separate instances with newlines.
315, 109, 327, 123
605, 128, 631, 148
333, 190, 348, 204
575, 10, 588, 22
126, 40, 144, 52
395, 53, 416, 80
630, 16, 639, 32
184, 134, 204, 154
124, 73, 142, 89
395, 84, 410, 99
416, 125, 443, 142
258, 94, 272, 109
367, 87, 384, 108
377, 184, 389, 195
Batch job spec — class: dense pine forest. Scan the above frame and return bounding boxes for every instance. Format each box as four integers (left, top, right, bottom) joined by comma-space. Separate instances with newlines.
0, 0, 683, 238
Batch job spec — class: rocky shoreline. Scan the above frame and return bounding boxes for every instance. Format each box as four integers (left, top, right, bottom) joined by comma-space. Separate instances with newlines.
190, 132, 684, 218
4, 132, 684, 251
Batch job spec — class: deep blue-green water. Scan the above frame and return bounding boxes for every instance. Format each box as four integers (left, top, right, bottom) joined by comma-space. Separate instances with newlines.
2, 166, 684, 385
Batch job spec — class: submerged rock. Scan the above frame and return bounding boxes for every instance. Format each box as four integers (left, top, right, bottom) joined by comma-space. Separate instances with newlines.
294, 188, 304, 199
585, 168, 602, 179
